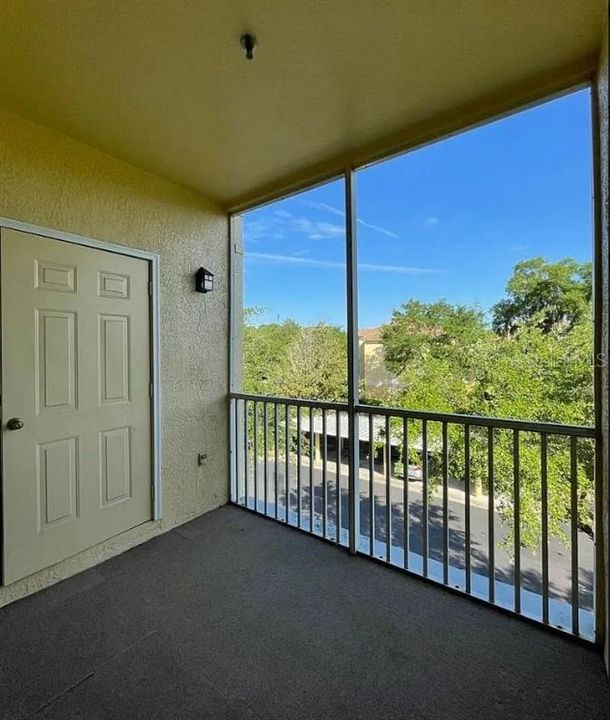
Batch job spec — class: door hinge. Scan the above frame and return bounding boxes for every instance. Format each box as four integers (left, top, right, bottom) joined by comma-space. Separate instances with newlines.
149, 383, 154, 398
148, 281, 153, 296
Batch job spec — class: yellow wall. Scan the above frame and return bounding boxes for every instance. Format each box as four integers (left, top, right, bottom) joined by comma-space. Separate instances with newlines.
360, 342, 397, 393
0, 108, 229, 605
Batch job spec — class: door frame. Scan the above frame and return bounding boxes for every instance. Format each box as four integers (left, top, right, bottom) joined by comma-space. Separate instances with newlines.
0, 216, 162, 582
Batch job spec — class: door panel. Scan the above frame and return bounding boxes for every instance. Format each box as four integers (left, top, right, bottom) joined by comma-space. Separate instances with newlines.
99, 314, 130, 403
36, 310, 78, 412
1, 228, 152, 584
35, 259, 77, 293
100, 426, 131, 506
38, 436, 78, 530
98, 270, 129, 299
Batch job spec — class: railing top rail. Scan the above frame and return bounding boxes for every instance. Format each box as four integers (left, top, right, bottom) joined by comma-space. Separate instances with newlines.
355, 403, 597, 438
230, 392, 348, 412
229, 393, 597, 438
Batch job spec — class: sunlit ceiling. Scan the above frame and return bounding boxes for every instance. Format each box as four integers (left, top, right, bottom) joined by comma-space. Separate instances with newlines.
0, 1, 605, 207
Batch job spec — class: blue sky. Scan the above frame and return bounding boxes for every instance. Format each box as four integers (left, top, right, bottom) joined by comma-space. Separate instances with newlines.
243, 88, 592, 328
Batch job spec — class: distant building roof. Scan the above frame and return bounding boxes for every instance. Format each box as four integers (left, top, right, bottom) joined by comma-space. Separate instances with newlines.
359, 327, 383, 343
297, 410, 423, 451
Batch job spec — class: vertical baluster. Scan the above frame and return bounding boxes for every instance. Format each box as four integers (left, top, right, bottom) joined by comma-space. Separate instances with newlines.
369, 413, 375, 557
403, 417, 409, 570
274, 403, 279, 519
488, 427, 495, 604
309, 406, 314, 533
322, 409, 328, 538
570, 436, 579, 635
336, 411, 341, 543
296, 405, 302, 528
464, 424, 471, 594
235, 399, 241, 504
540, 433, 549, 624
253, 402, 259, 512
285, 404, 290, 523
422, 419, 429, 577
244, 400, 249, 508
442, 422, 449, 585
263, 403, 268, 515
513, 429, 521, 613
385, 415, 391, 563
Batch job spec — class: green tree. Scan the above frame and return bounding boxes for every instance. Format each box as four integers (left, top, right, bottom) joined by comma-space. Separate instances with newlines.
279, 323, 348, 402
243, 310, 347, 401
242, 314, 347, 491
491, 257, 592, 335
243, 311, 300, 395
382, 299, 487, 376
465, 321, 594, 547
379, 261, 594, 550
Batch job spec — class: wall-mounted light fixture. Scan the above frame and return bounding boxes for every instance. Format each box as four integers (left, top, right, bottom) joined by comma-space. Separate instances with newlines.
195, 267, 214, 293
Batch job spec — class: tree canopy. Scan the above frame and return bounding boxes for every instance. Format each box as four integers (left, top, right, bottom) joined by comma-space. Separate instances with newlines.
379, 258, 593, 426
244, 316, 347, 402
377, 257, 594, 548
382, 300, 487, 376
491, 257, 592, 335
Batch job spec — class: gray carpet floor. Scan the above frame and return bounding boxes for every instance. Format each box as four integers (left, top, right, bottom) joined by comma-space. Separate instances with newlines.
0, 505, 608, 720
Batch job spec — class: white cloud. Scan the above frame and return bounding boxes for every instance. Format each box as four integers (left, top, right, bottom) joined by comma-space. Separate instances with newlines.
292, 217, 344, 239
298, 200, 400, 239
244, 210, 344, 243
307, 201, 344, 219
245, 197, 403, 246
246, 252, 446, 274
357, 218, 399, 239
359, 262, 446, 274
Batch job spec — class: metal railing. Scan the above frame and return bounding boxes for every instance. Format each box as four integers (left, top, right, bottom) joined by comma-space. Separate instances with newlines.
230, 392, 598, 641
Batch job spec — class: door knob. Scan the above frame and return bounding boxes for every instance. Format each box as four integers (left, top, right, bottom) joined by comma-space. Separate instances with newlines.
6, 418, 24, 431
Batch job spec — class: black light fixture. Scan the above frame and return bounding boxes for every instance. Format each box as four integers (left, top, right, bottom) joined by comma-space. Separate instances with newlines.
240, 33, 257, 60
195, 267, 214, 293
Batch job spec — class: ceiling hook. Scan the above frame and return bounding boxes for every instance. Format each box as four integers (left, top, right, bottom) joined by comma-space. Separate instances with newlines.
240, 33, 257, 60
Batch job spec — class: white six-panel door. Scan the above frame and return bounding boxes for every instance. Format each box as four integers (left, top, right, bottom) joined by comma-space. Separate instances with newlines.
1, 228, 152, 584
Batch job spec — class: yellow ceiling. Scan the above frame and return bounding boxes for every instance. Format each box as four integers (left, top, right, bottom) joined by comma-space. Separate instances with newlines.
0, 0, 606, 208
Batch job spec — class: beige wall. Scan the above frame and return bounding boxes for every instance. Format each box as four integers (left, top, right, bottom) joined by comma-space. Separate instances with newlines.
360, 341, 397, 395
0, 108, 229, 606
597, 15, 609, 673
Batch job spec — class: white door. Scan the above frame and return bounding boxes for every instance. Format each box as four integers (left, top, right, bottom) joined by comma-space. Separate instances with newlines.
1, 228, 152, 584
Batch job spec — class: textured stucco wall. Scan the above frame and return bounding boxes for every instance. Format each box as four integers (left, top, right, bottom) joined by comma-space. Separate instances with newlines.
597, 17, 609, 674
0, 108, 229, 606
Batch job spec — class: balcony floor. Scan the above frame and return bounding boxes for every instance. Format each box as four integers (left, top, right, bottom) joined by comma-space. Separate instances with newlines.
1, 505, 607, 720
